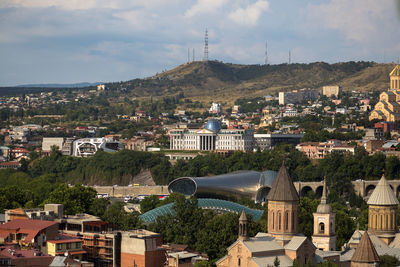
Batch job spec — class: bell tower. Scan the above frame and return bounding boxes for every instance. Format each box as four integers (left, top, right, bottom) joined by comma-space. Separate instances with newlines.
312, 178, 336, 251
267, 163, 299, 244
238, 210, 248, 241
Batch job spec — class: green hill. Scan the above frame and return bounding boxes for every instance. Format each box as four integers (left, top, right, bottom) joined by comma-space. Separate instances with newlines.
106, 61, 395, 104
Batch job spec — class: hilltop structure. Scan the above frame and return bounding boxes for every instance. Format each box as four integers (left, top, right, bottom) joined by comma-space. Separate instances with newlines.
369, 65, 400, 121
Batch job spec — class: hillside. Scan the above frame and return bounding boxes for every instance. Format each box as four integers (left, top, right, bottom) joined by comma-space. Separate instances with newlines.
106, 61, 395, 104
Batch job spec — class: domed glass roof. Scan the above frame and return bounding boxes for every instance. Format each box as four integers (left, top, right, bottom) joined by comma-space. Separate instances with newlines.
205, 119, 222, 132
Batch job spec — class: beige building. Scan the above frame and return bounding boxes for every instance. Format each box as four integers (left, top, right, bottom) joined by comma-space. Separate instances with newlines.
322, 86, 342, 98
369, 65, 400, 122
312, 179, 336, 251
216, 164, 316, 267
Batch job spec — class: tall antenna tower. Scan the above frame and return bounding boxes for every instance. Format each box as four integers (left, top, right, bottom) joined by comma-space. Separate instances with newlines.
264, 41, 268, 65
288, 50, 291, 64
193, 48, 195, 62
203, 28, 209, 61
187, 48, 190, 63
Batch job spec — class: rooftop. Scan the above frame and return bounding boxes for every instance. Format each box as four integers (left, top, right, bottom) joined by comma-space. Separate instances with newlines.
267, 163, 299, 202
367, 175, 399, 206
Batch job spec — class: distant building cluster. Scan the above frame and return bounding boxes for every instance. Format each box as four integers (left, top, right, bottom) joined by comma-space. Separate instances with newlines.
169, 119, 303, 152
278, 88, 318, 105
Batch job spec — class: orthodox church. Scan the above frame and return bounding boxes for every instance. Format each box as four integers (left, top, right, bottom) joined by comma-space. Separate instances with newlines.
369, 65, 400, 122
216, 163, 400, 267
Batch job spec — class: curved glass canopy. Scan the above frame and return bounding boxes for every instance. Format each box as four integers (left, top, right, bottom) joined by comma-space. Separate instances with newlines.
139, 198, 264, 223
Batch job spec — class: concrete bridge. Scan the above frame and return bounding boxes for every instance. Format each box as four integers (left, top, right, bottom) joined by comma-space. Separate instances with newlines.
294, 180, 400, 198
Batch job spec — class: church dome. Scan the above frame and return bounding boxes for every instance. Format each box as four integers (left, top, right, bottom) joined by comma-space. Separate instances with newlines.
316, 203, 332, 213
205, 119, 222, 132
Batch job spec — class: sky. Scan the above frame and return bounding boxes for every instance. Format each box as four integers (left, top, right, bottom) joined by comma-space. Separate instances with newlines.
0, 0, 400, 86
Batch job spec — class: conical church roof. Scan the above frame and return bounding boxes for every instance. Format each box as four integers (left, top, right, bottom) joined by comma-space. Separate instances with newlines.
367, 175, 399, 206
351, 231, 379, 263
239, 210, 247, 221
390, 65, 400, 76
267, 163, 299, 202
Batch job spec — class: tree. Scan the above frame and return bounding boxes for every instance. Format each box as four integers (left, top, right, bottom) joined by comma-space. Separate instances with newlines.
274, 256, 280, 267
379, 255, 400, 267
140, 195, 161, 213
45, 184, 97, 215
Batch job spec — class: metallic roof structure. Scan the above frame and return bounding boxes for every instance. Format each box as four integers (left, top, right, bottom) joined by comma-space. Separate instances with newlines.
139, 198, 264, 223
367, 175, 399, 206
204, 119, 222, 133
168, 170, 278, 203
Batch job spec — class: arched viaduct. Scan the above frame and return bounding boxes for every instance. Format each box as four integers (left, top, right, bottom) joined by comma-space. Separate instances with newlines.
294, 180, 400, 198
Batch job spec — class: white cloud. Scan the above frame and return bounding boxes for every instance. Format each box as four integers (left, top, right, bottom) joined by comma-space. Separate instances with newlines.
306, 0, 396, 43
0, 0, 172, 10
228, 0, 269, 26
185, 0, 228, 18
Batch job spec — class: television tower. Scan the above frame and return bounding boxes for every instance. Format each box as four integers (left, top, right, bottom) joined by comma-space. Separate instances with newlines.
203, 28, 209, 61
264, 41, 268, 65
288, 50, 291, 64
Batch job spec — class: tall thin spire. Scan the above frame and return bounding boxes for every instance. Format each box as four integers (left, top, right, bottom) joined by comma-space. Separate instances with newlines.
321, 177, 328, 204
203, 28, 209, 61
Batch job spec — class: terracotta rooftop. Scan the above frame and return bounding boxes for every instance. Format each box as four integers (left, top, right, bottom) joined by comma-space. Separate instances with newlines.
0, 219, 58, 243
351, 231, 380, 263
267, 163, 299, 202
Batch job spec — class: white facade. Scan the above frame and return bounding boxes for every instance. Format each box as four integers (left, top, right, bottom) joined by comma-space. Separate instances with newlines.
209, 103, 222, 114
169, 128, 254, 152
72, 137, 124, 157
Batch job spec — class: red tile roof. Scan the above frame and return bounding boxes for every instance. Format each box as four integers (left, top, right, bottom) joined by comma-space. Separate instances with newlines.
0, 219, 58, 243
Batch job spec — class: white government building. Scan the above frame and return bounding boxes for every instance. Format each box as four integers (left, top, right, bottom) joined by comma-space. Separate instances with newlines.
169, 119, 254, 152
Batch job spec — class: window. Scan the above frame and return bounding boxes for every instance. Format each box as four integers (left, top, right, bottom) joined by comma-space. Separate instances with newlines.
238, 258, 241, 266
272, 212, 275, 230
57, 244, 62, 251
278, 212, 282, 230
285, 212, 289, 230
319, 223, 325, 234
66, 243, 71, 249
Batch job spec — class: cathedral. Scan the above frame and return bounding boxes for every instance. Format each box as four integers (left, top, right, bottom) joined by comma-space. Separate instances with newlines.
216, 163, 400, 267
369, 65, 400, 122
